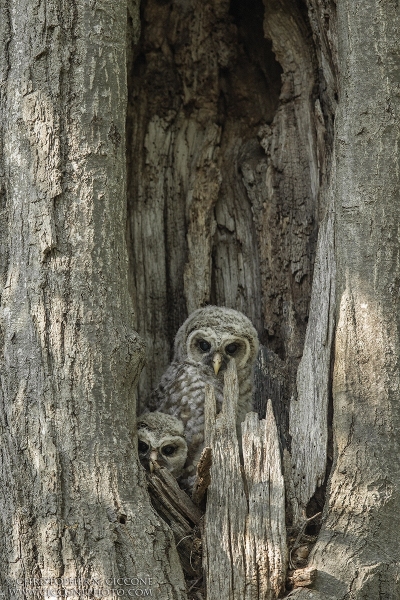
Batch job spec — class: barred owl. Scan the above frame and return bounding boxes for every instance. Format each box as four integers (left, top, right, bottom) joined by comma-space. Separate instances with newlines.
149, 306, 259, 488
137, 411, 188, 478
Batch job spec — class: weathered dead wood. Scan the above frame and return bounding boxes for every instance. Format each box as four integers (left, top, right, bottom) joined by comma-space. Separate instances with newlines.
146, 467, 203, 576
242, 405, 287, 599
128, 0, 322, 418
203, 361, 287, 600
289, 207, 335, 523
203, 362, 248, 599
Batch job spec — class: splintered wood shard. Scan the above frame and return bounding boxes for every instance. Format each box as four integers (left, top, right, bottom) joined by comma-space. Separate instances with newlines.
203, 361, 247, 599
192, 446, 212, 506
242, 403, 287, 599
204, 361, 287, 600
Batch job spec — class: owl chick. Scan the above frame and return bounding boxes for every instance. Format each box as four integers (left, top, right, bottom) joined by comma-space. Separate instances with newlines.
137, 411, 188, 478
149, 306, 259, 487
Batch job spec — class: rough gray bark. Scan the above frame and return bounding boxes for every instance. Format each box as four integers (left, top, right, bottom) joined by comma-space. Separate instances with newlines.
302, 1, 400, 597
3, 0, 399, 597
0, 0, 186, 597
203, 363, 286, 600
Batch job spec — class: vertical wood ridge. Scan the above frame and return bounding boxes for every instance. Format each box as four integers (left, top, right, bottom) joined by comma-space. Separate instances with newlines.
204, 361, 287, 599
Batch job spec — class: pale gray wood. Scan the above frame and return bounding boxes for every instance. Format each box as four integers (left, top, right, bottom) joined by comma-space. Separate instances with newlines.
203, 363, 247, 600
127, 0, 323, 415
242, 405, 287, 600
289, 206, 336, 523
204, 362, 286, 600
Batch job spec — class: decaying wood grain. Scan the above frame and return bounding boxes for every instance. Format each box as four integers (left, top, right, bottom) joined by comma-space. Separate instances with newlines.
242, 405, 287, 599
203, 361, 286, 600
203, 363, 247, 600
280, 0, 338, 525
127, 0, 324, 417
289, 207, 335, 523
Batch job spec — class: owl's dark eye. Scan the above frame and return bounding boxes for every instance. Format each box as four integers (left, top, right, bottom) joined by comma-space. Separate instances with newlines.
198, 339, 211, 352
225, 343, 238, 355
138, 441, 149, 454
161, 445, 176, 456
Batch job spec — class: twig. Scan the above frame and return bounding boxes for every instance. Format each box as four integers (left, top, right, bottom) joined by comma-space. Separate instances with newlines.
191, 447, 212, 505
289, 512, 321, 569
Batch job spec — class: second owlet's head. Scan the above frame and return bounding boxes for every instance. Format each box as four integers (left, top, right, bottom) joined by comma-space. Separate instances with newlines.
137, 412, 188, 478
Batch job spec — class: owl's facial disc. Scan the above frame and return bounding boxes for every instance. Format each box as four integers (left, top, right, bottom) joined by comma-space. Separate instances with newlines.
137, 431, 187, 477
224, 337, 251, 368
187, 328, 252, 374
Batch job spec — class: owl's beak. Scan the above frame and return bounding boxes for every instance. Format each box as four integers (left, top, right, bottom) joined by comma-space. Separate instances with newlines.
212, 352, 222, 375
149, 450, 159, 473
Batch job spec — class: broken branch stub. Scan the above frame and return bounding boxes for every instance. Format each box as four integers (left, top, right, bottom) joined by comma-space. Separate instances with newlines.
203, 361, 287, 600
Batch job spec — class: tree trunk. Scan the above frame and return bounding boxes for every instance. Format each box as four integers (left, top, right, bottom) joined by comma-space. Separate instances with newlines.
0, 0, 185, 597
299, 1, 400, 597
2, 0, 400, 597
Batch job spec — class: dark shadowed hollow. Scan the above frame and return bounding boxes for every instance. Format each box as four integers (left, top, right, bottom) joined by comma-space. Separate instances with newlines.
125, 0, 327, 444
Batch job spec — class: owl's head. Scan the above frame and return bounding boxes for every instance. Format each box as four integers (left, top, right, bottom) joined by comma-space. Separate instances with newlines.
173, 306, 259, 379
137, 412, 188, 477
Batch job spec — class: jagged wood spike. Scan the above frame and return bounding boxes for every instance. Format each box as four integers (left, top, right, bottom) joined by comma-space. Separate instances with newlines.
290, 209, 335, 523
221, 358, 240, 426
204, 360, 247, 600
242, 402, 287, 600
204, 360, 287, 599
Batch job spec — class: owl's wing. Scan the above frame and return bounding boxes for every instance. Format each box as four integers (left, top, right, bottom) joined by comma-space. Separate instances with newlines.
147, 361, 185, 413
149, 360, 226, 491
152, 361, 217, 441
